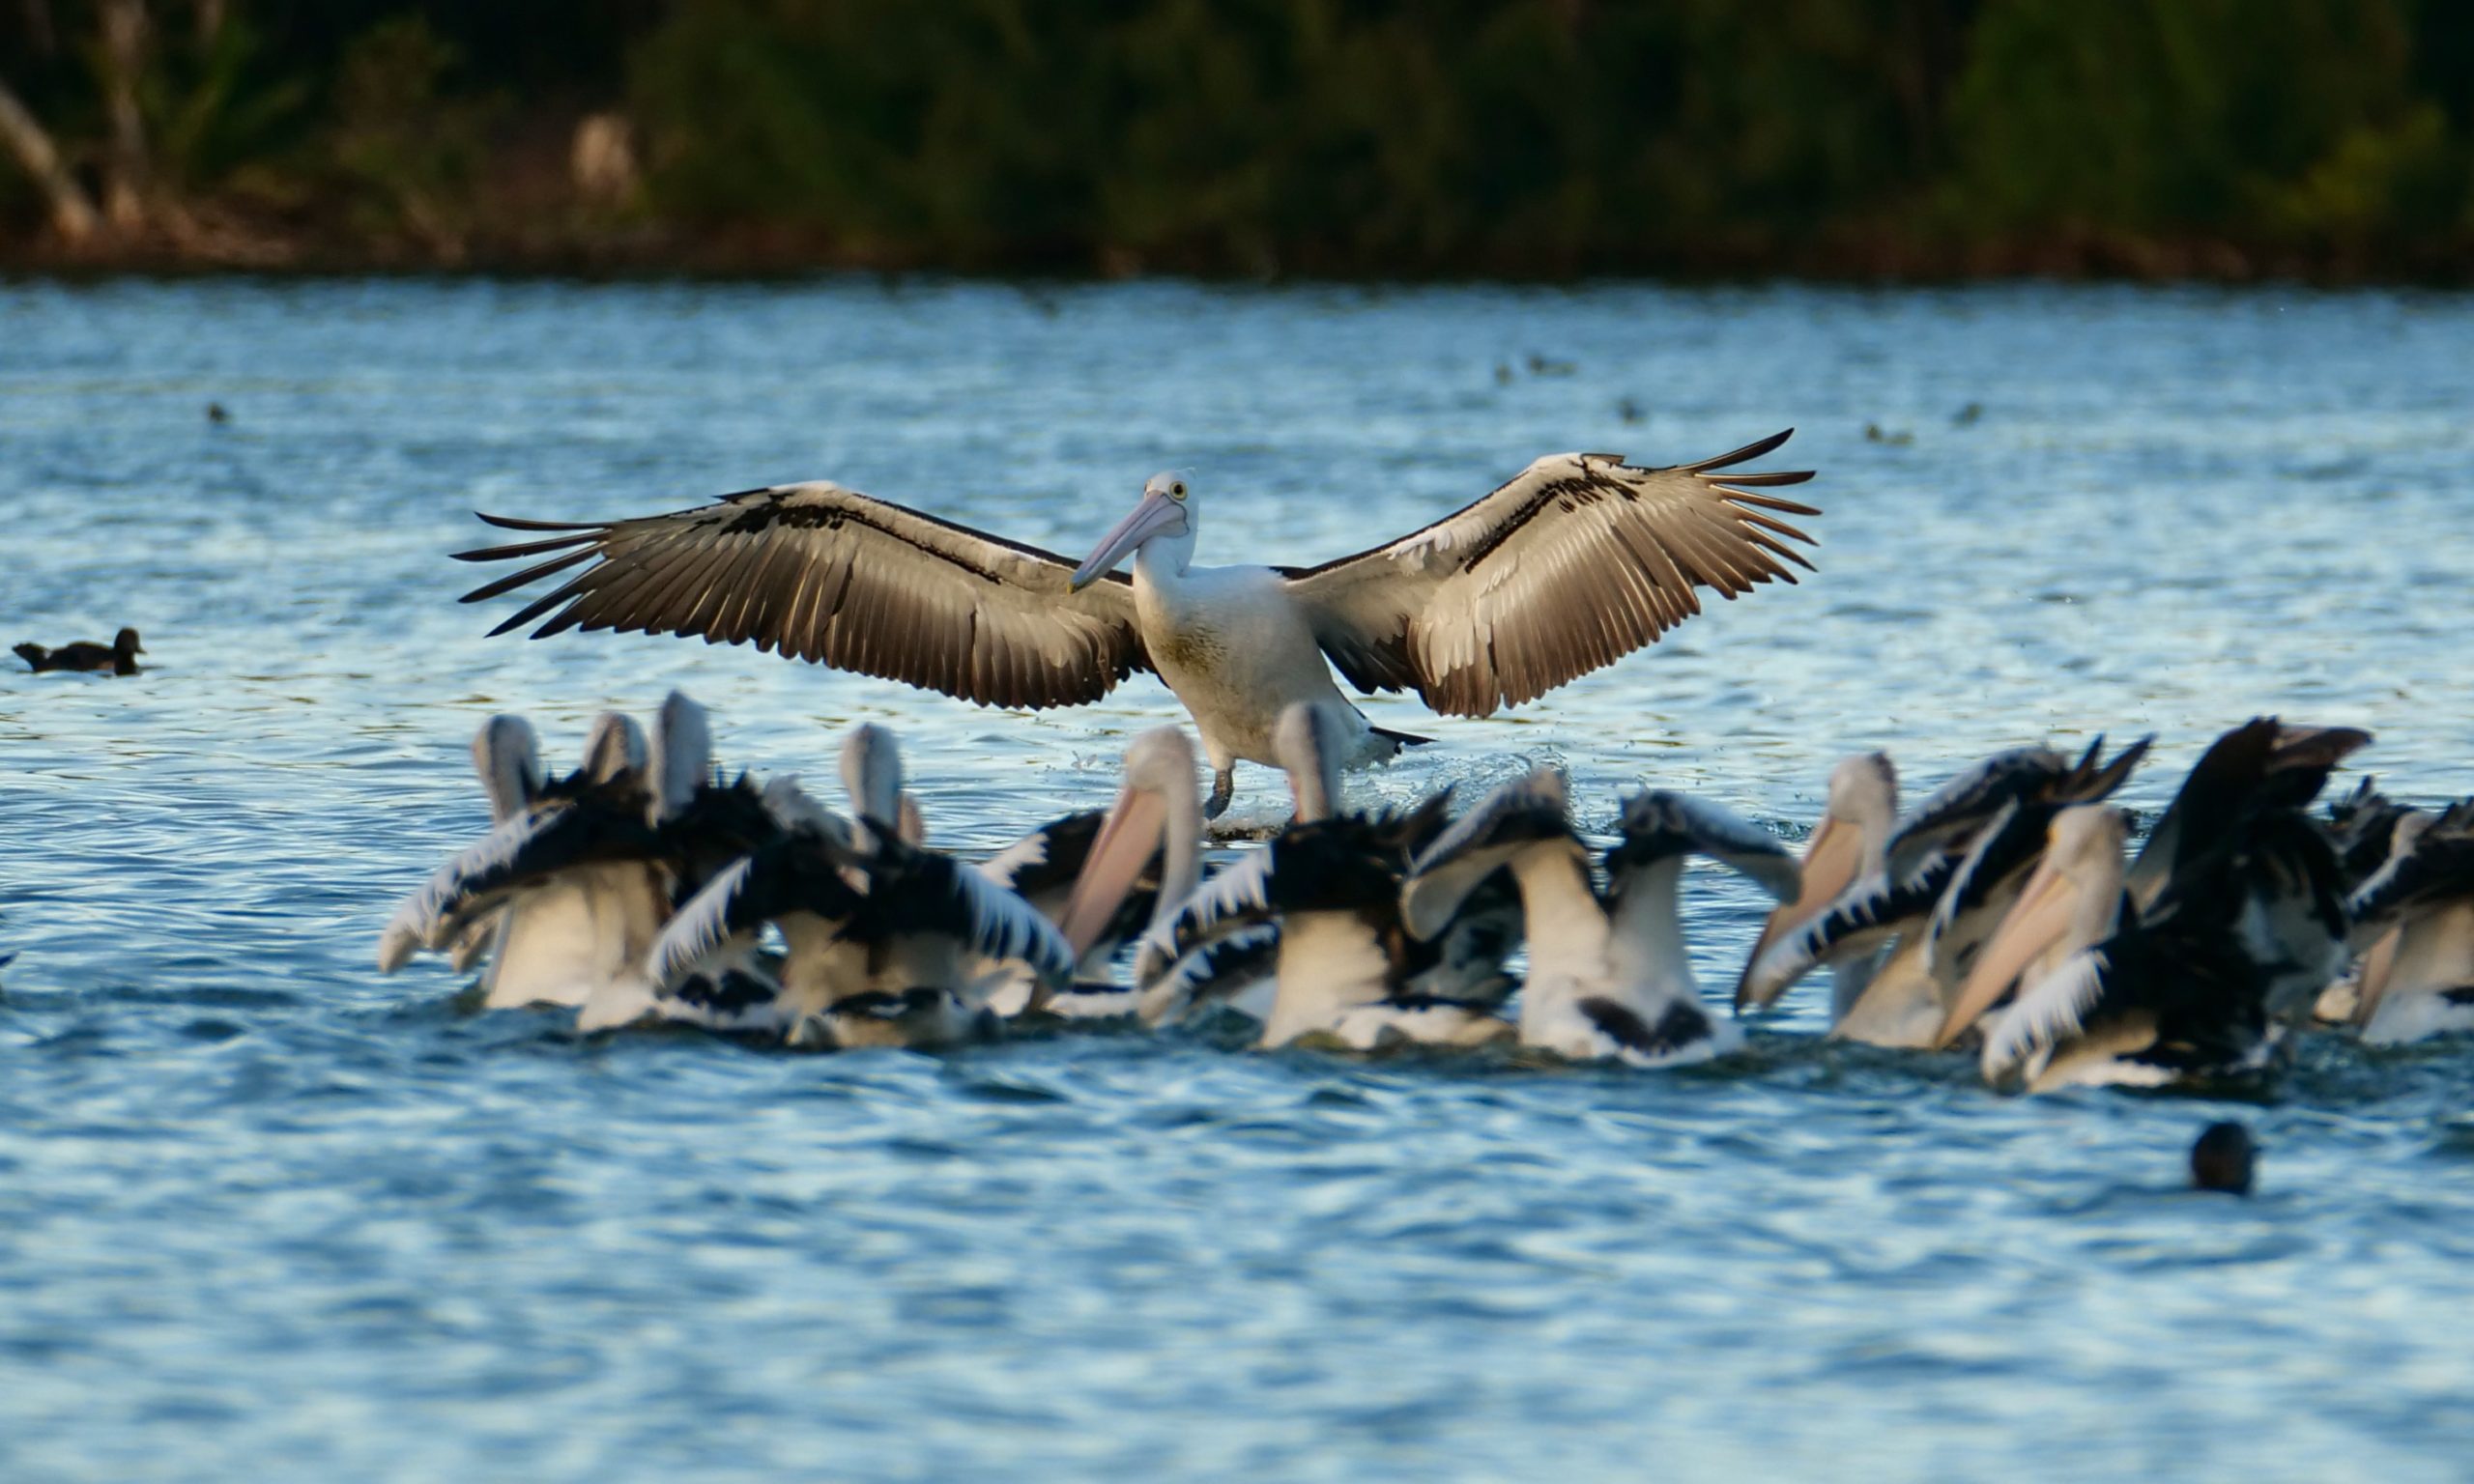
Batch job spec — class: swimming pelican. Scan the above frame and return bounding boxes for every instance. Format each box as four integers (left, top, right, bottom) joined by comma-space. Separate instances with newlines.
642, 726, 1074, 1047
1734, 753, 1898, 1022
1022, 727, 1209, 1018
380, 696, 714, 1012
443, 714, 549, 974
2344, 804, 2474, 1045
1404, 770, 1794, 1067
1130, 703, 1499, 1047
454, 432, 1819, 817
1737, 738, 2148, 1046
1961, 722, 2357, 1092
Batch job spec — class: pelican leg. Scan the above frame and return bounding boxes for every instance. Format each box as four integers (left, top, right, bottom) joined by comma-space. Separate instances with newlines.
1205, 768, 1234, 820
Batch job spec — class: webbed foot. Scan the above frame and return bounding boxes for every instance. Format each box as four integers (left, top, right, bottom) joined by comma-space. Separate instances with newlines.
1204, 769, 1234, 820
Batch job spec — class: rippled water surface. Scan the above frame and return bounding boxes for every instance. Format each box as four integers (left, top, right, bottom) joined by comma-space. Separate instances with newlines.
6, 279, 2474, 1481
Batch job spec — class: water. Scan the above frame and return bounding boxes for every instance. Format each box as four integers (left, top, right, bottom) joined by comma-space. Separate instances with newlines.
4, 278, 2473, 1480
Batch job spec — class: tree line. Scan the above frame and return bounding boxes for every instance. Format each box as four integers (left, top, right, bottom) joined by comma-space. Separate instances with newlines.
2, 0, 2470, 277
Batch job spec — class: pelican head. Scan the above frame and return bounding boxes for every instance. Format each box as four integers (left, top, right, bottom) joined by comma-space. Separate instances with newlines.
840, 723, 905, 845
1933, 803, 2128, 1048
1056, 727, 1201, 957
1069, 472, 1196, 591
581, 711, 648, 785
648, 691, 712, 824
1401, 767, 1572, 941
471, 714, 544, 823
1273, 701, 1351, 822
1735, 751, 1898, 1011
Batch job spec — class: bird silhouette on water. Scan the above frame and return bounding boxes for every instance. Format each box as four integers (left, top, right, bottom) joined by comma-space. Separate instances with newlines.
2191, 1121, 2256, 1195
14, 628, 144, 676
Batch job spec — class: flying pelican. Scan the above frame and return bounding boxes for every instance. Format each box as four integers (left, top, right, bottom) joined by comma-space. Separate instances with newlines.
2344, 804, 2474, 1045
453, 433, 1819, 817
1403, 770, 1795, 1068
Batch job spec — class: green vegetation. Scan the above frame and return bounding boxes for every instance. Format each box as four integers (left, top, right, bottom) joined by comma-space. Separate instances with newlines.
3, 0, 2471, 276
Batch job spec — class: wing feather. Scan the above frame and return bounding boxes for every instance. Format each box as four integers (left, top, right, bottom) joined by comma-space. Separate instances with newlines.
1978, 949, 2113, 1084
1282, 437, 1818, 714
460, 483, 1151, 711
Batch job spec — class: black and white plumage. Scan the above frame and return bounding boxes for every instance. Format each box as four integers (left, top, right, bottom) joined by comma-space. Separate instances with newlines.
994, 727, 1212, 1020
1966, 720, 2363, 1092
2325, 777, 2417, 893
1734, 752, 1898, 1019
1739, 737, 2148, 1048
2343, 803, 2474, 1044
1132, 703, 1466, 1047
455, 433, 1819, 817
631, 778, 861, 1037
444, 714, 550, 974
1135, 924, 1281, 1028
378, 730, 673, 1010
1404, 771, 1791, 1068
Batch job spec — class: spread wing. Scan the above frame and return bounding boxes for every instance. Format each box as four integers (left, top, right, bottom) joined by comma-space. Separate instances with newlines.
1280, 431, 1818, 715
456, 482, 1153, 711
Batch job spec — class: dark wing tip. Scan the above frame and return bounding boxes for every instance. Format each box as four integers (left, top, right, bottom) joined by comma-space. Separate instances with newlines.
475, 510, 605, 533
1685, 427, 1794, 472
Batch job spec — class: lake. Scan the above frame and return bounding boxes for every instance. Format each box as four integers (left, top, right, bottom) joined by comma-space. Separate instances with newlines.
4, 277, 2472, 1480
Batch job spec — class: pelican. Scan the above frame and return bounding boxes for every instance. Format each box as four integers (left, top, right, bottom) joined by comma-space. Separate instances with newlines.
1959, 722, 2358, 1093
444, 713, 550, 975
454, 433, 1819, 817
1129, 703, 1500, 1048
2312, 778, 2418, 1023
1961, 806, 2275, 1094
1403, 770, 1794, 1068
379, 695, 715, 1012
1738, 739, 2147, 1046
641, 727, 1073, 1047
1028, 727, 1209, 1018
2344, 804, 2474, 1045
1734, 753, 1898, 1023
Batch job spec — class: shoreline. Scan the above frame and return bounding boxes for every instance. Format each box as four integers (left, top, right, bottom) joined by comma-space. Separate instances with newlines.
5, 226, 2469, 289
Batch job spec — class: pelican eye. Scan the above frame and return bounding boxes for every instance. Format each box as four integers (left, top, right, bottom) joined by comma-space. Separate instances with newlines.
1169, 482, 1188, 500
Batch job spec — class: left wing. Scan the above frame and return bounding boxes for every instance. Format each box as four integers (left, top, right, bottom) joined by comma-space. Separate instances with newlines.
1280, 431, 1818, 715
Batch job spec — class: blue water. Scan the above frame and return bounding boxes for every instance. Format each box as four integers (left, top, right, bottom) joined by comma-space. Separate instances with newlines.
5, 278, 2473, 1481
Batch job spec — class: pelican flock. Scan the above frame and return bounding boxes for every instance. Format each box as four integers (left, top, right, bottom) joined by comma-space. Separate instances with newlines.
373, 687, 2467, 1091
454, 433, 1818, 816
299, 423, 2474, 1096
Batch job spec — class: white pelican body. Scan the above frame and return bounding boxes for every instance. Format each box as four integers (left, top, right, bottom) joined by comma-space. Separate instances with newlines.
382, 698, 713, 1017
459, 435, 1818, 818
1130, 547, 1403, 808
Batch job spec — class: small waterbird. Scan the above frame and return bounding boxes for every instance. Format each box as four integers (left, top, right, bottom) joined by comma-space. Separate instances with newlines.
14, 627, 144, 675
2191, 1122, 2257, 1195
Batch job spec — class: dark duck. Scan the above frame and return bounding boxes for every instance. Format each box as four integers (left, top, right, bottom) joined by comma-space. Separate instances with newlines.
15, 627, 144, 675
